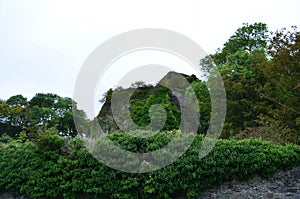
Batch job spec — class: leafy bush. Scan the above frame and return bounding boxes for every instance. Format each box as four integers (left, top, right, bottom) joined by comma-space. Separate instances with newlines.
237, 114, 297, 145
0, 130, 300, 199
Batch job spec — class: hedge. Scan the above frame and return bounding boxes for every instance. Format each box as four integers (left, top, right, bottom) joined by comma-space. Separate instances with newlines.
0, 129, 299, 199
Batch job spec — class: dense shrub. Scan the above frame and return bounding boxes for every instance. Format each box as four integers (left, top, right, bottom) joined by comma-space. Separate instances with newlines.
0, 130, 300, 199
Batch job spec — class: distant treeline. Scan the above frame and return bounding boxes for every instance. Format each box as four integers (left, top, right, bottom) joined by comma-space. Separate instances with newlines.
0, 93, 87, 138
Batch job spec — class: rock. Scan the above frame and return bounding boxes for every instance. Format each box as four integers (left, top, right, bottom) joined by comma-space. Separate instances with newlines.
287, 187, 299, 193
290, 168, 300, 177
198, 167, 300, 199
266, 192, 274, 198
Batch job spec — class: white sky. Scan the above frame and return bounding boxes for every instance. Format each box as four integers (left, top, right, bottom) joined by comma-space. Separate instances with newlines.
0, 0, 299, 117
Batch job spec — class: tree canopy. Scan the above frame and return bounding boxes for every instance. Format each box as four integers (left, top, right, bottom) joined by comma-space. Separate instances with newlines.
0, 93, 86, 138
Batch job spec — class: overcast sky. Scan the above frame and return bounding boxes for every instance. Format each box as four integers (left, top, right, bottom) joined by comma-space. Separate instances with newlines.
1, 0, 299, 116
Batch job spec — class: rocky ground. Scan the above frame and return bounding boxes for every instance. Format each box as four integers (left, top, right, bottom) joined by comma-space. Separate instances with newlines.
198, 167, 300, 199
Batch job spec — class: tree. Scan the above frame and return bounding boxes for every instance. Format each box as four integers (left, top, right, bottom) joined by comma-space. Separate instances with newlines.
28, 93, 60, 128
0, 95, 28, 137
6, 95, 28, 127
212, 22, 268, 65
25, 93, 81, 137
0, 100, 9, 123
201, 23, 270, 138
255, 27, 300, 143
6, 95, 28, 108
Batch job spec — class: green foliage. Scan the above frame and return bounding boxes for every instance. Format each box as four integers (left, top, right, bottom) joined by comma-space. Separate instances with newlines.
97, 74, 211, 134
199, 23, 270, 138
129, 91, 181, 131
0, 134, 12, 144
186, 80, 211, 133
255, 27, 300, 144
0, 22, 300, 198
0, 130, 299, 199
201, 23, 299, 143
116, 85, 181, 131
0, 93, 84, 138
237, 114, 297, 145
33, 128, 65, 151
212, 22, 268, 65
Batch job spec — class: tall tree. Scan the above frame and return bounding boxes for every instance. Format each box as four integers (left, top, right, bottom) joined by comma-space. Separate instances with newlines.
202, 23, 270, 138
254, 27, 300, 143
212, 22, 268, 65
